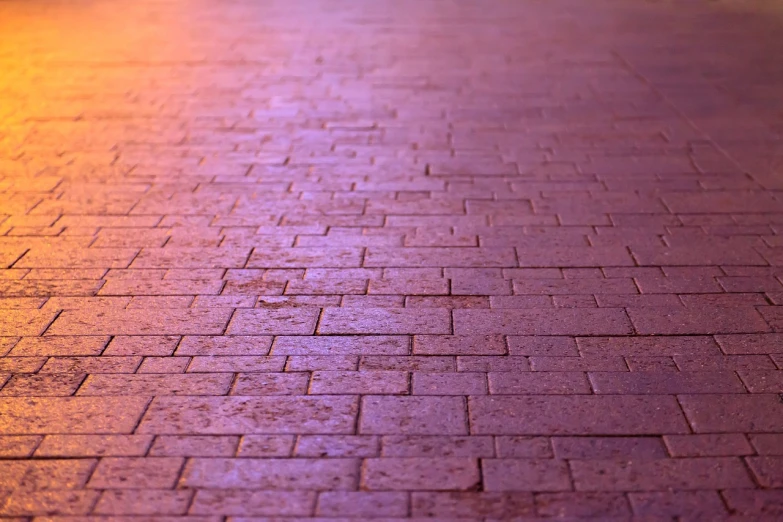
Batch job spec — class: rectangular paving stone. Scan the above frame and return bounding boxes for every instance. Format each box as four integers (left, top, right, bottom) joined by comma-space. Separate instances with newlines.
131, 247, 251, 268
411, 491, 535, 518
482, 459, 571, 491
552, 436, 667, 460
516, 247, 634, 267
588, 371, 746, 394
571, 458, 755, 491
679, 394, 783, 432
137, 396, 358, 434
47, 308, 232, 335
35, 435, 153, 457
87, 457, 183, 489
181, 458, 359, 490
413, 335, 505, 355
189, 490, 314, 516
577, 335, 720, 356
453, 309, 632, 335
77, 374, 233, 396
247, 247, 363, 268
176, 336, 272, 356
320, 308, 451, 334
626, 307, 770, 334
310, 371, 409, 395
365, 247, 517, 267
227, 309, 319, 335
489, 372, 591, 394
362, 458, 480, 491
631, 245, 767, 265
0, 310, 57, 336
469, 396, 689, 435
0, 397, 149, 434
273, 335, 409, 355
360, 396, 467, 435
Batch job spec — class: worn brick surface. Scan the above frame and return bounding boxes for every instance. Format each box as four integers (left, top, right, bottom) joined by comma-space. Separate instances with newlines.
3, 0, 783, 518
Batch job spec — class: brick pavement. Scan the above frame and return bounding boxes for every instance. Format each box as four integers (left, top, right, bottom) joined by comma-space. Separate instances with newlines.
1, 0, 783, 519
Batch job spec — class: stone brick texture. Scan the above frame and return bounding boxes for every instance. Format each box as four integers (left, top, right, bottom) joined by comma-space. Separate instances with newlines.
1, 0, 783, 519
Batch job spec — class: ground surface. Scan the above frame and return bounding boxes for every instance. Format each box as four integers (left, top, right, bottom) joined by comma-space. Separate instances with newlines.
1, 0, 783, 520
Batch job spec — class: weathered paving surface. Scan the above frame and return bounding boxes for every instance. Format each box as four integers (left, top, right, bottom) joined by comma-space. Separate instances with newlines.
1, 0, 783, 519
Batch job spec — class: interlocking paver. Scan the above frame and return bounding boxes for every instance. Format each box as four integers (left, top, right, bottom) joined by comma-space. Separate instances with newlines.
4, 0, 783, 517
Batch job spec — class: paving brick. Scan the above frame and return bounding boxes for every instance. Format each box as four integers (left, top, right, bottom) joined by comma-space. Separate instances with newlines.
0, 490, 100, 516
453, 309, 632, 335
273, 335, 409, 355
360, 396, 467, 435
664, 434, 753, 457
9, 336, 109, 356
181, 458, 359, 490
137, 396, 358, 434
295, 435, 378, 458
722, 489, 783, 516
47, 308, 232, 335
381, 435, 494, 457
227, 308, 319, 335
365, 247, 517, 267
87, 457, 183, 489
411, 492, 534, 518
627, 307, 770, 334
232, 372, 308, 395
175, 336, 272, 356
507, 336, 578, 356
535, 492, 631, 518
189, 489, 315, 516
577, 335, 720, 356
571, 458, 755, 491
629, 491, 729, 519
362, 457, 480, 490
749, 434, 783, 455
746, 456, 783, 487
552, 437, 667, 460
589, 370, 745, 394
0, 310, 57, 336
234, 435, 294, 457
0, 397, 148, 434
482, 459, 571, 491
310, 370, 408, 394
413, 335, 505, 355
77, 374, 232, 396
679, 394, 783, 432
715, 333, 783, 354
319, 308, 451, 334
516, 247, 634, 267
469, 396, 689, 435
34, 435, 153, 457
187, 356, 285, 373
316, 492, 408, 517
489, 372, 590, 394
149, 435, 239, 457
93, 489, 192, 515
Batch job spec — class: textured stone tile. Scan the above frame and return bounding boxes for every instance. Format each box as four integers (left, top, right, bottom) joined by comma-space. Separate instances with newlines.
180, 458, 359, 490
47, 308, 232, 335
483, 459, 571, 491
0, 397, 149, 434
319, 308, 451, 334
137, 396, 358, 434
360, 396, 467, 435
469, 396, 689, 435
571, 458, 754, 490
77, 374, 233, 396
453, 309, 632, 335
362, 457, 480, 490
